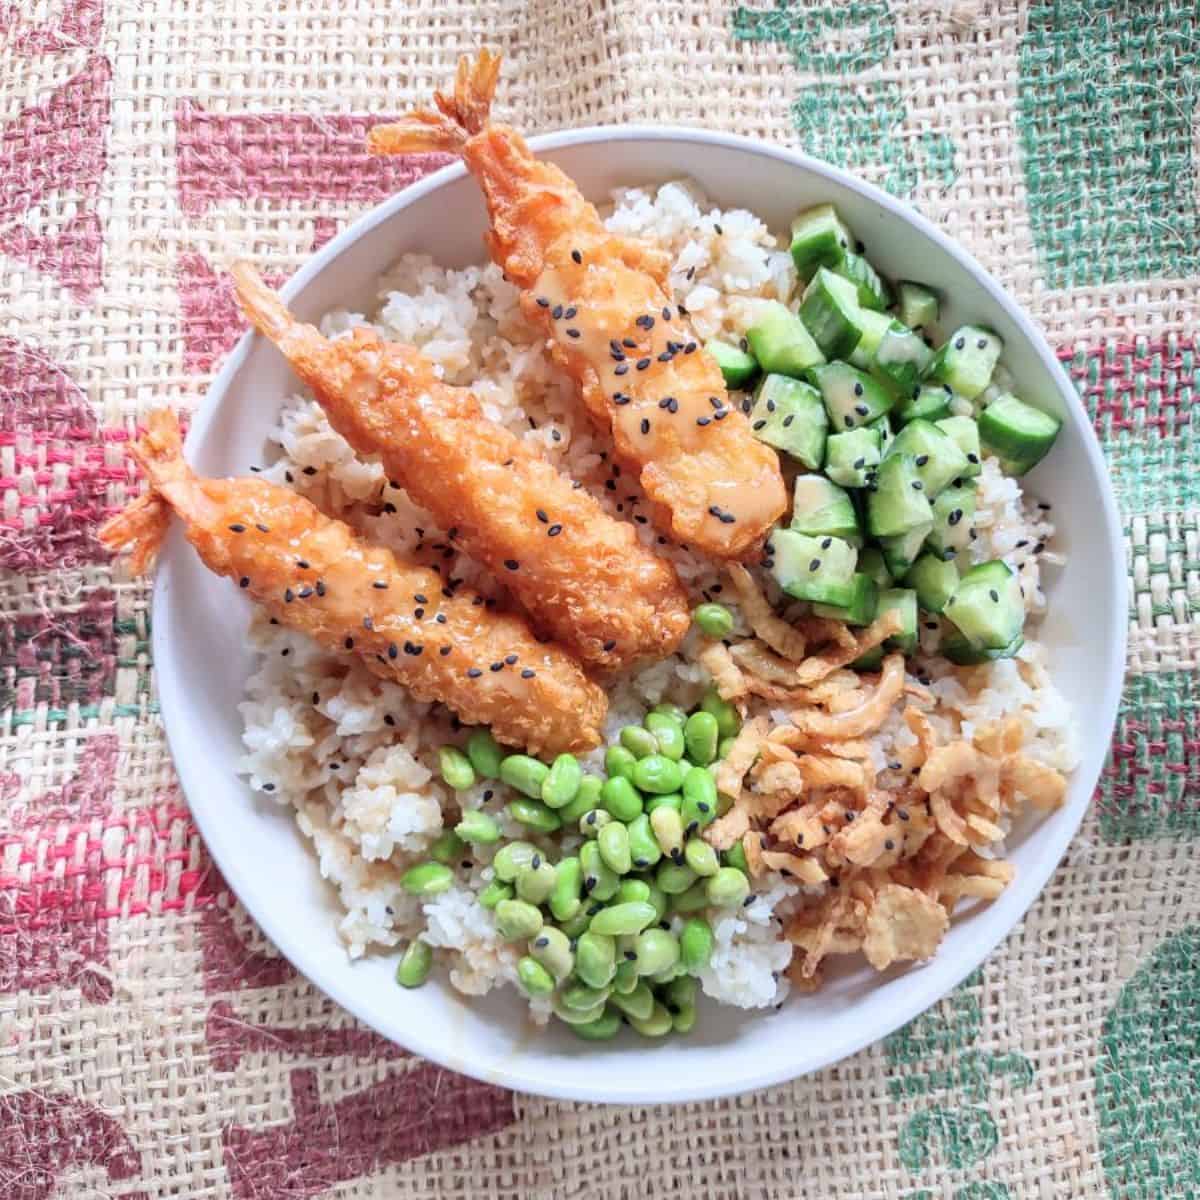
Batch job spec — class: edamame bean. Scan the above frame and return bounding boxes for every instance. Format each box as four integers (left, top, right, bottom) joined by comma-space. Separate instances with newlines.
514, 860, 557, 905
455, 809, 501, 845
633, 754, 683, 796
718, 735, 737, 759
437, 745, 476, 791
612, 959, 639, 994
651, 701, 688, 724
579, 808, 613, 837
561, 980, 610, 1012
700, 689, 742, 738
548, 856, 583, 922
598, 822, 632, 875
466, 729, 504, 778
558, 908, 593, 939
671, 1003, 697, 1033
668, 881, 710, 915
692, 602, 734, 638
492, 841, 538, 882
552, 993, 607, 1025
588, 900, 657, 937
682, 765, 718, 833
579, 841, 619, 901
664, 975, 697, 1011
723, 841, 750, 877
529, 927, 574, 983
615, 878, 651, 905
684, 838, 720, 877
499, 754, 550, 799
507, 797, 561, 834
619, 724, 659, 759
645, 713, 685, 761
680, 917, 715, 972
705, 866, 751, 908
557, 775, 602, 824
541, 753, 582, 809
600, 775, 643, 823
516, 955, 555, 997
635, 928, 680, 977
683, 710, 720, 766
628, 1000, 673, 1037
649, 960, 687, 985
575, 931, 617, 989
650, 805, 684, 859
626, 813, 662, 870
494, 898, 544, 940
395, 940, 432, 988
478, 879, 512, 910
656, 859, 697, 895
643, 882, 669, 923
604, 744, 638, 783
429, 829, 466, 865
644, 791, 682, 814
570, 1006, 622, 1040
400, 861, 454, 896
609, 980, 654, 1021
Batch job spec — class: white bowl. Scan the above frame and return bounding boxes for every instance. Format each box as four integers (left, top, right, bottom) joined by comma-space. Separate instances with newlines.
157, 127, 1125, 1104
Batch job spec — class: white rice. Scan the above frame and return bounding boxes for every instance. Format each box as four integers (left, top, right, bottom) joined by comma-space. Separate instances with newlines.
237, 179, 1079, 1013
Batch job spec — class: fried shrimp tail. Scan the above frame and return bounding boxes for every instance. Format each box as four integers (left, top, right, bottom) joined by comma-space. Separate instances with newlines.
232, 263, 690, 672
369, 51, 788, 560
99, 410, 606, 755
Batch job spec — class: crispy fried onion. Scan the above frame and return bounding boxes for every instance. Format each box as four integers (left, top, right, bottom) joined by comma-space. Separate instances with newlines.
698, 641, 747, 701
705, 716, 770, 851
793, 610, 904, 686
862, 884, 950, 971
792, 653, 906, 738
726, 564, 808, 661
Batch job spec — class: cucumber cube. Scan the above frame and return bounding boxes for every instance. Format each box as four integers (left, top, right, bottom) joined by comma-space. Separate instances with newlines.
896, 281, 939, 329
977, 393, 1062, 476
905, 552, 960, 613
941, 631, 1024, 666
769, 529, 859, 607
879, 523, 933, 578
824, 425, 882, 488
869, 413, 894, 458
924, 325, 1003, 400
858, 545, 893, 588
812, 573, 880, 626
872, 320, 934, 395
791, 475, 861, 544
807, 361, 895, 431
835, 252, 892, 311
927, 481, 977, 558
867, 454, 935, 538
894, 384, 953, 426
788, 204, 852, 280
877, 588, 919, 655
706, 339, 759, 389
749, 374, 827, 469
935, 415, 983, 479
885, 419, 970, 496
943, 560, 1024, 650
746, 301, 825, 377
848, 308, 895, 369
799, 268, 864, 360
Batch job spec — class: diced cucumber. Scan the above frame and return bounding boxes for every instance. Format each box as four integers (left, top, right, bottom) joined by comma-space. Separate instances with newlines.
943, 560, 1024, 650
872, 320, 934, 396
877, 588, 919, 655
835, 252, 892, 311
867, 454, 934, 538
941, 631, 1024, 666
706, 339, 759, 389
869, 413, 894, 458
923, 325, 1003, 400
769, 529, 859, 607
788, 204, 852, 281
824, 425, 882, 488
935, 415, 982, 479
905, 552, 960, 613
746, 301, 826, 377
977, 393, 1062, 476
926, 481, 977, 558
896, 281, 939, 329
879, 523, 932, 578
885, 419, 970, 497
848, 308, 895, 369
812, 573, 879, 626
807, 361, 895, 431
894, 384, 952, 426
791, 475, 860, 544
799, 269, 864, 360
858, 546, 893, 588
749, 374, 827, 469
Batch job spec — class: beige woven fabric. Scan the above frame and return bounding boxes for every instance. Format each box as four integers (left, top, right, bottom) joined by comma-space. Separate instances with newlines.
2, 2, 1198, 1197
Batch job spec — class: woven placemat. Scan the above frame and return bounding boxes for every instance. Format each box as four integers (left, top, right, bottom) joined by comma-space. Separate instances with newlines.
1, 2, 1197, 1196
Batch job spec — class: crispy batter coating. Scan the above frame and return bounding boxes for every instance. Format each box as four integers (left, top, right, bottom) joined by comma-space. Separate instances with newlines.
368, 51, 788, 560
99, 410, 606, 755
232, 264, 689, 672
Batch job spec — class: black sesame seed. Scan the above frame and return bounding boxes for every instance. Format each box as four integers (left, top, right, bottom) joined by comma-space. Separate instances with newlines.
490, 662, 503, 672
440, 646, 452, 656
783, 414, 795, 427
989, 588, 1000, 602
344, 637, 354, 650
467, 667, 482, 678
967, 453, 980, 464
977, 337, 988, 350
536, 296, 550, 307
853, 457, 865, 470
821, 537, 832, 549
564, 306, 577, 319
414, 608, 425, 619
228, 523, 246, 533
571, 249, 582, 264
238, 576, 249, 588
955, 336, 966, 350
844, 415, 854, 428
855, 403, 870, 417
362, 616, 374, 631
753, 419, 766, 431
547, 524, 563, 537
641, 418, 651, 434
697, 416, 711, 427
603, 639, 617, 652
636, 358, 651, 371
296, 559, 310, 569
854, 382, 864, 397
284, 588, 294, 603
912, 480, 924, 490
261, 782, 275, 792
302, 466, 317, 476
809, 558, 821, 571
388, 643, 399, 659
949, 509, 963, 526
566, 328, 581, 339
662, 306, 672, 320
916, 454, 929, 467
504, 559, 519, 571
298, 586, 313, 599
614, 363, 629, 375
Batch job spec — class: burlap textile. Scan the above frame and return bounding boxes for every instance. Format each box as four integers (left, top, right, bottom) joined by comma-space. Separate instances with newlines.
2, 2, 1197, 1196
